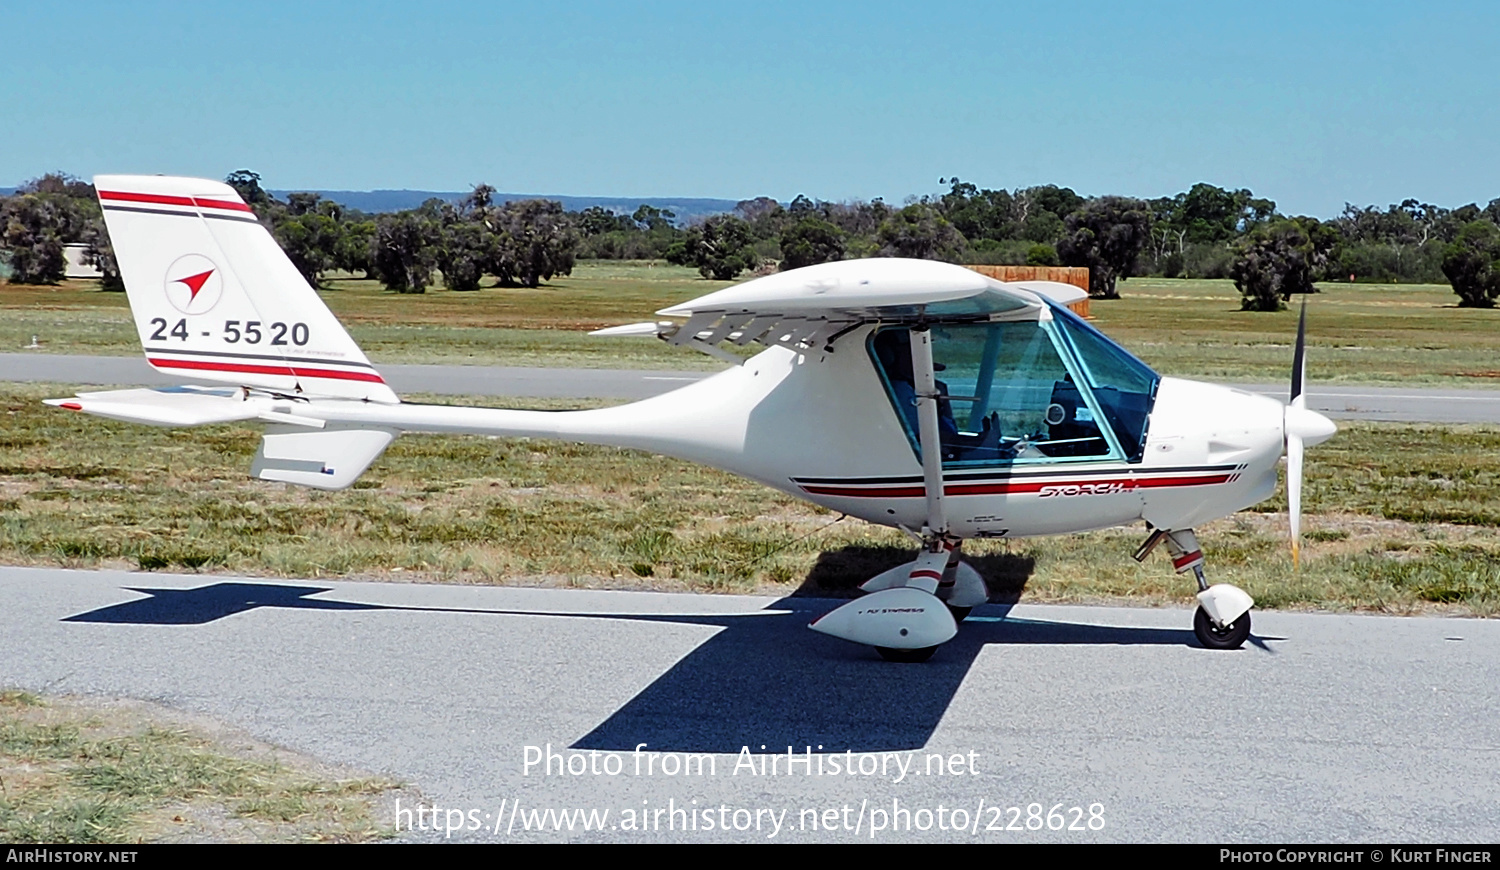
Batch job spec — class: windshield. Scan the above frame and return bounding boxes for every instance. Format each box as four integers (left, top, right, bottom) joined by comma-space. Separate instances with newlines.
1045, 300, 1159, 460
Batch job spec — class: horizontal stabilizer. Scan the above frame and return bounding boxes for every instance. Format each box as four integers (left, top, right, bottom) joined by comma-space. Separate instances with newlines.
45, 387, 261, 427
251, 425, 397, 490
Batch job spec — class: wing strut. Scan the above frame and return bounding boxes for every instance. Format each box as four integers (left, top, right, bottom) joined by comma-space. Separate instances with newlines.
909, 327, 948, 537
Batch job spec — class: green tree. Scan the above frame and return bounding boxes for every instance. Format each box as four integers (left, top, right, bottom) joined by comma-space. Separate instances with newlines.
430, 187, 501, 292
225, 169, 271, 208
778, 216, 844, 270
631, 204, 677, 233
1176, 183, 1276, 243
438, 218, 492, 291
337, 219, 376, 276
576, 205, 630, 237
1230, 221, 1319, 312
1057, 196, 1149, 299
0, 174, 98, 285
937, 178, 1014, 242
1441, 221, 1500, 308
1, 193, 71, 283
1014, 184, 1084, 244
734, 196, 782, 226
876, 203, 965, 260
1025, 243, 1059, 266
667, 215, 757, 280
489, 199, 577, 288
1286, 215, 1340, 284
821, 199, 891, 256
0, 174, 121, 287
268, 194, 346, 287
371, 211, 440, 293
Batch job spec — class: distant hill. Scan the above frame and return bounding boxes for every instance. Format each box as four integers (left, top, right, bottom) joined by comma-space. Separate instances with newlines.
269, 189, 742, 224
0, 184, 743, 224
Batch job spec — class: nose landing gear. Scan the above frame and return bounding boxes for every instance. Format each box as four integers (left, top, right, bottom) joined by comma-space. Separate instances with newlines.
1137, 527, 1254, 650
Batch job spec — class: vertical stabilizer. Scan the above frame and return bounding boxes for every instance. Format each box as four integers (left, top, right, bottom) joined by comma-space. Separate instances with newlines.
95, 175, 398, 403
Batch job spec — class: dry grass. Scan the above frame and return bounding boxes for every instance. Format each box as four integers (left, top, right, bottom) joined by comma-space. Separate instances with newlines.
0, 690, 405, 843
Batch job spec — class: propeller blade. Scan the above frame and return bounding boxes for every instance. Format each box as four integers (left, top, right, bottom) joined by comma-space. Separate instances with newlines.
1290, 298, 1307, 406
1287, 431, 1303, 570
1288, 297, 1309, 569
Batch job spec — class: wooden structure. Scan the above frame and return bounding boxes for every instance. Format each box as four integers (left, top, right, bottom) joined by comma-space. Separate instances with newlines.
965, 264, 1091, 318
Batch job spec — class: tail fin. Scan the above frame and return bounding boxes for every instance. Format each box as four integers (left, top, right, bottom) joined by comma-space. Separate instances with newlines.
94, 175, 398, 403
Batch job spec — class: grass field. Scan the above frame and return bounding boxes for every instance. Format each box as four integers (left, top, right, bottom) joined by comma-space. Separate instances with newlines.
1104, 277, 1500, 386
0, 689, 402, 843
3, 261, 1498, 617
3, 383, 1497, 615
3, 262, 1499, 383
0, 262, 734, 370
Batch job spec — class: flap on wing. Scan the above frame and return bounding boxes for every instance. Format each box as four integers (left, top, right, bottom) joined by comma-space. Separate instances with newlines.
45, 387, 261, 427
250, 425, 396, 491
656, 258, 1043, 321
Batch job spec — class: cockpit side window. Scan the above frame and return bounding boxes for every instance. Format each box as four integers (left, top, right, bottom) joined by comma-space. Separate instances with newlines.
1046, 301, 1160, 462
869, 323, 1120, 467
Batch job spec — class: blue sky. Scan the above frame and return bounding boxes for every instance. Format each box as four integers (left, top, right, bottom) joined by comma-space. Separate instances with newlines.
3, 0, 1496, 216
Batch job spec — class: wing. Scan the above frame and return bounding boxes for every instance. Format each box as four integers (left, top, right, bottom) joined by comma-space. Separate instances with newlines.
593, 259, 1047, 358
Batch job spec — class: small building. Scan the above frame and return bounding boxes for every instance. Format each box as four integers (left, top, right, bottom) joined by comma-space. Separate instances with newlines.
966, 264, 1092, 318
64, 243, 103, 279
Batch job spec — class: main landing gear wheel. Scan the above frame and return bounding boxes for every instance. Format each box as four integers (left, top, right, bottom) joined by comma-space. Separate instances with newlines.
945, 604, 972, 623
876, 645, 938, 663
1193, 606, 1250, 650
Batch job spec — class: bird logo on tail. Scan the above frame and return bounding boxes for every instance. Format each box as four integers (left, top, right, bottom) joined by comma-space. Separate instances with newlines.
163, 254, 223, 314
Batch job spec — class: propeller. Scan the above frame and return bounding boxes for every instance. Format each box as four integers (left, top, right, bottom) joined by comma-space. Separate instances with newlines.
1283, 299, 1338, 569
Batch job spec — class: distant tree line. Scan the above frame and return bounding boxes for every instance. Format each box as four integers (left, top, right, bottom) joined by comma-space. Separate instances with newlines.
4, 172, 1500, 309
223, 171, 576, 293
584, 178, 1500, 309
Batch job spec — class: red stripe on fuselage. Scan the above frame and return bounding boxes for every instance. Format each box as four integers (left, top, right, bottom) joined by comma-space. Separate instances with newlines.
801, 473, 1235, 498
802, 484, 928, 498
99, 190, 254, 214
148, 357, 385, 384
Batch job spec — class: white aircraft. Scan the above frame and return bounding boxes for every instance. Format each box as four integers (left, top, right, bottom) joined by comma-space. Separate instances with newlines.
50, 175, 1337, 661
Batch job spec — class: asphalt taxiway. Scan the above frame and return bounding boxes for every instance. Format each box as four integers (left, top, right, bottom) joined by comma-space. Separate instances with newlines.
2, 566, 1495, 843
4, 353, 1500, 423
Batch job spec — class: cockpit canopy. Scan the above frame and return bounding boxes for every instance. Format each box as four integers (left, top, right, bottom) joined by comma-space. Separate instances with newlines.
868, 300, 1159, 466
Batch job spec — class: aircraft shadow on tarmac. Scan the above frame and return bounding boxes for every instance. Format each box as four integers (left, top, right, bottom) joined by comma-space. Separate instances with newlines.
63, 583, 383, 624
64, 548, 1262, 754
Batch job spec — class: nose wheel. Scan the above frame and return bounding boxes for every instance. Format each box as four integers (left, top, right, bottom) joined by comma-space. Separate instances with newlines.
1193, 606, 1250, 650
